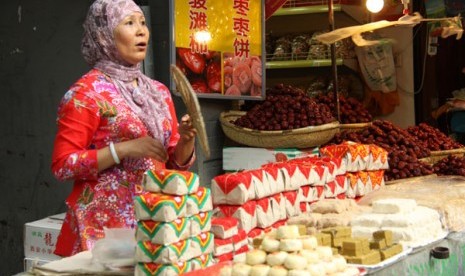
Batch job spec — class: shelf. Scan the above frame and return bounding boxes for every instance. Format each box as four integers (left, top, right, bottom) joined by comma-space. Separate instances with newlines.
266, 59, 343, 69
273, 4, 342, 16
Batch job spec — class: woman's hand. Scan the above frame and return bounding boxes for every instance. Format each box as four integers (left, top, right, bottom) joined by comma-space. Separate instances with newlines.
174, 114, 197, 166
97, 115, 196, 172
178, 114, 197, 143
118, 136, 168, 163
97, 136, 167, 172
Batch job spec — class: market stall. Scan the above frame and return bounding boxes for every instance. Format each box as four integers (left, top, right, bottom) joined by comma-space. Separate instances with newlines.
21, 0, 465, 275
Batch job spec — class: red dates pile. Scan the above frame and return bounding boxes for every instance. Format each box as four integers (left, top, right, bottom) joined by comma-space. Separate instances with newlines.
331, 120, 430, 159
385, 150, 433, 181
329, 120, 434, 181
314, 93, 372, 124
433, 155, 465, 176
233, 84, 336, 131
406, 123, 463, 151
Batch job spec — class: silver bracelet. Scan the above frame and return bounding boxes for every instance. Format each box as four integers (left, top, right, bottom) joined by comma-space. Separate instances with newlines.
109, 141, 120, 164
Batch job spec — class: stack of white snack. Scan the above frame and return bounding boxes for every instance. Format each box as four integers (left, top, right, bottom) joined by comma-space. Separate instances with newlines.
212, 155, 348, 241
211, 217, 250, 263
351, 198, 447, 248
220, 225, 360, 276
320, 141, 388, 198
287, 199, 370, 234
133, 169, 215, 276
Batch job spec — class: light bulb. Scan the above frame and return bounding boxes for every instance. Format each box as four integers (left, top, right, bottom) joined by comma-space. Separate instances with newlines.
194, 30, 212, 43
366, 0, 384, 13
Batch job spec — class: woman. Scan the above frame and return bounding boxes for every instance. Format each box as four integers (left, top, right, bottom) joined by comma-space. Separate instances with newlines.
51, 0, 196, 256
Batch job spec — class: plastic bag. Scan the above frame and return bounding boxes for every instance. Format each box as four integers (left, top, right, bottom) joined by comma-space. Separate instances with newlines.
91, 227, 136, 269
355, 39, 396, 93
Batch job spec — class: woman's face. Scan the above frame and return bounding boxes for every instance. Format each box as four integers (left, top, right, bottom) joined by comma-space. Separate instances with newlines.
113, 12, 149, 65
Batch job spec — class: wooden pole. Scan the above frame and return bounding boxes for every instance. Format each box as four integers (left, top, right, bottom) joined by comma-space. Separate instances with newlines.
328, 0, 340, 122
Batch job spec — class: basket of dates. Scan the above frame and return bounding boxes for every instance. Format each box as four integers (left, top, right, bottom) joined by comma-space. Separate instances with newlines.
314, 93, 372, 133
220, 84, 340, 148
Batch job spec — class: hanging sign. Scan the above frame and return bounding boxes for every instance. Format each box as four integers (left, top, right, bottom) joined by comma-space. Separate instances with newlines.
171, 0, 265, 100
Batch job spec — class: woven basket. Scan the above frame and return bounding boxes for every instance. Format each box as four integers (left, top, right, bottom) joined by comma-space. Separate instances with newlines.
419, 148, 465, 165
339, 122, 372, 133
220, 111, 340, 148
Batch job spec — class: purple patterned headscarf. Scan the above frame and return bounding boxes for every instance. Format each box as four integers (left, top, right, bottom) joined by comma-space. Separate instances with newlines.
81, 0, 171, 144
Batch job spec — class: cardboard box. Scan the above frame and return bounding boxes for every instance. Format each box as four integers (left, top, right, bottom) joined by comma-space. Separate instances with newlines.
222, 147, 319, 171
23, 213, 65, 262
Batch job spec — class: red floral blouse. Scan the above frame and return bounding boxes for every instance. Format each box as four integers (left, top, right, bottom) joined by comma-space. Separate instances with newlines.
51, 69, 194, 256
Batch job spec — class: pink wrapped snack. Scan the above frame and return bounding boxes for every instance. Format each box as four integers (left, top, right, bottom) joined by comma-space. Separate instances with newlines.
299, 185, 325, 203
284, 163, 310, 190
235, 244, 250, 255
323, 156, 346, 176
269, 193, 286, 221
215, 252, 234, 263
187, 187, 213, 216
262, 166, 285, 194
290, 157, 326, 185
335, 174, 348, 195
300, 202, 310, 212
136, 218, 190, 245
211, 172, 254, 205
272, 219, 287, 229
213, 236, 234, 256
249, 169, 272, 199
134, 193, 187, 222
232, 229, 248, 251
247, 228, 265, 240
142, 169, 199, 195
325, 174, 348, 198
256, 197, 276, 228
216, 201, 257, 233
211, 217, 239, 239
282, 191, 301, 218
190, 212, 212, 237
313, 159, 333, 184
324, 181, 338, 198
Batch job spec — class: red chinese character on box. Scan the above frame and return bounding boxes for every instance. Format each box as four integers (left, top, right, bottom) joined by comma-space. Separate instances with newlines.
234, 38, 250, 58
189, 0, 207, 10
233, 17, 250, 36
189, 11, 207, 30
44, 232, 55, 247
233, 0, 250, 16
